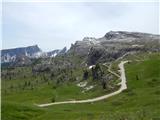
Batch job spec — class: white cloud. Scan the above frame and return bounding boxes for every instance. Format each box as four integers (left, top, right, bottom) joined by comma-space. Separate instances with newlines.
2, 0, 159, 2
2, 2, 159, 51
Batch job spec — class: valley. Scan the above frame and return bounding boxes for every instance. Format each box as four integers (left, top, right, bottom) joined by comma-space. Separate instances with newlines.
1, 31, 160, 120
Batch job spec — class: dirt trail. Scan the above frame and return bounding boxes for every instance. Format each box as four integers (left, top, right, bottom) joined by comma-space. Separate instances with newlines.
37, 61, 128, 107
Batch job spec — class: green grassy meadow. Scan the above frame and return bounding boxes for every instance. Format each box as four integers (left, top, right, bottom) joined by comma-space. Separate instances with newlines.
1, 53, 160, 120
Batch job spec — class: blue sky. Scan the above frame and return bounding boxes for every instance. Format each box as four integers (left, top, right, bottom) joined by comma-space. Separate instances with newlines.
2, 1, 159, 51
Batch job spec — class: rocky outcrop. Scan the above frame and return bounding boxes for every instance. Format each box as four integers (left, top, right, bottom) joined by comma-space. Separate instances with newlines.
47, 47, 67, 57
68, 31, 160, 65
1, 45, 42, 63
11, 55, 32, 66
47, 49, 60, 57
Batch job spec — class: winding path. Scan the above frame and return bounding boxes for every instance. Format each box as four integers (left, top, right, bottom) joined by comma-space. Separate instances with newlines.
37, 61, 128, 107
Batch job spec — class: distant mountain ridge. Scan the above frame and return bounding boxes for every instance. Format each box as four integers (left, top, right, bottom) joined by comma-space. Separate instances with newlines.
1, 45, 42, 63
1, 45, 41, 56
1, 31, 159, 66
1, 45, 67, 63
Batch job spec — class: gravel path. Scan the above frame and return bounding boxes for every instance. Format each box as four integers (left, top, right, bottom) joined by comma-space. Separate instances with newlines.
37, 61, 128, 107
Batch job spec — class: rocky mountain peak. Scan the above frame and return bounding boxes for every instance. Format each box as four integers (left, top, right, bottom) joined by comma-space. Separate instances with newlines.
105, 31, 133, 40
1, 45, 42, 63
104, 31, 159, 41
58, 47, 67, 55
83, 37, 96, 41
27, 44, 40, 50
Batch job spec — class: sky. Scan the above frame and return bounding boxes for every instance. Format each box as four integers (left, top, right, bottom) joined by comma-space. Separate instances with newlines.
1, 1, 159, 51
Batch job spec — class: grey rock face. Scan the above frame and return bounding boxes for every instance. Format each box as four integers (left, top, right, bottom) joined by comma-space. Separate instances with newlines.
47, 49, 60, 57
47, 47, 67, 57
58, 47, 67, 55
1, 45, 42, 63
68, 31, 160, 65
68, 40, 91, 56
1, 44, 68, 67
104, 31, 159, 40
12, 55, 32, 67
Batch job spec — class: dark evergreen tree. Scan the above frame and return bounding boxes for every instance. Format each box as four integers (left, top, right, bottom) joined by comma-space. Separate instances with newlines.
83, 70, 89, 80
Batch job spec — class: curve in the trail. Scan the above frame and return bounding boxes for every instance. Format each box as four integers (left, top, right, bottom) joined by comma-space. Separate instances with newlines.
37, 61, 128, 107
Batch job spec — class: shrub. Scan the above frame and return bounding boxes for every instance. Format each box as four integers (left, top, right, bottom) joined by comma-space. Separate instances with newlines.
51, 97, 55, 102
52, 85, 57, 89
51, 92, 57, 102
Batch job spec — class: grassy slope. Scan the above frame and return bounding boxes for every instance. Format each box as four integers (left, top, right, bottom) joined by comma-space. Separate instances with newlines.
2, 63, 117, 104
2, 53, 160, 120
1, 102, 44, 120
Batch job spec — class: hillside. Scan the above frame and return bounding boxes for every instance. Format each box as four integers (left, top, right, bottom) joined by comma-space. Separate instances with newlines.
1, 31, 160, 120
2, 53, 160, 120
